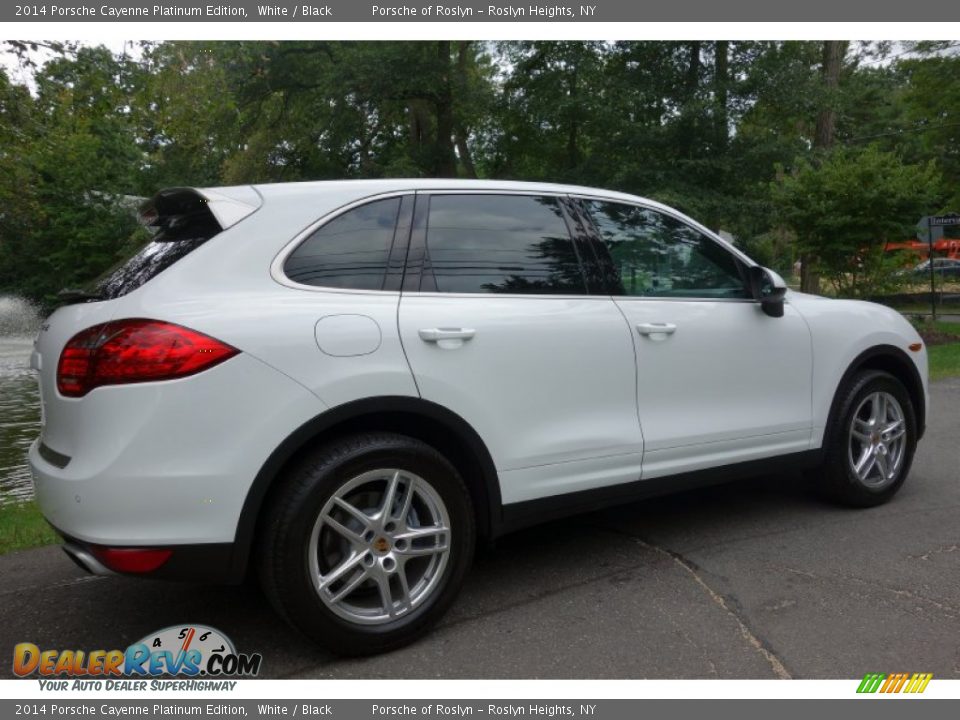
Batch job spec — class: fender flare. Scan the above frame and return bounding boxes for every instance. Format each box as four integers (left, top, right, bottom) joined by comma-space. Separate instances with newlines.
226, 396, 502, 580
822, 344, 926, 453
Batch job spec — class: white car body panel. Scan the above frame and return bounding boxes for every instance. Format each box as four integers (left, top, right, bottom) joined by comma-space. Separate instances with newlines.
30, 353, 322, 545
615, 297, 814, 478
398, 294, 643, 503
785, 292, 928, 448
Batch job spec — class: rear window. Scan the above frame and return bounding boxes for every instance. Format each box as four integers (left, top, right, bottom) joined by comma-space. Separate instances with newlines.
80, 190, 223, 301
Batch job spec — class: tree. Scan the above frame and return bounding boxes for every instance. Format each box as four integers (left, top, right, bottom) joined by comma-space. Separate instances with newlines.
799, 41, 848, 294
4, 40, 960, 305
0, 49, 143, 303
899, 53, 960, 210
772, 145, 940, 297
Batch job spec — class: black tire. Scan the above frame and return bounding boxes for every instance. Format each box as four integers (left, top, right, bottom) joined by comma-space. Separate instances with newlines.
257, 433, 475, 655
807, 370, 917, 507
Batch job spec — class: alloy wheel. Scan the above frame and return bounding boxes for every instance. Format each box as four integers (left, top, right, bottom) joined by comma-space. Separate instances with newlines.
847, 391, 907, 489
307, 469, 451, 625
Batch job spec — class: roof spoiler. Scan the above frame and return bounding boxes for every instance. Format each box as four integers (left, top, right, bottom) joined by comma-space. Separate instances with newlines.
139, 186, 262, 234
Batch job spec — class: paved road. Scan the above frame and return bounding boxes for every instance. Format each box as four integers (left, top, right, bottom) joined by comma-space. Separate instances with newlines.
2, 380, 959, 679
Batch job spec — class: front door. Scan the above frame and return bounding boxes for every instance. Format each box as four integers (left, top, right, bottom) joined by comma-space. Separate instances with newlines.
578, 198, 813, 479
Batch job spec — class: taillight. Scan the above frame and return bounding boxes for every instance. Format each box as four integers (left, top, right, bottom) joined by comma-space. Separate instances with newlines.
89, 546, 173, 574
57, 319, 238, 397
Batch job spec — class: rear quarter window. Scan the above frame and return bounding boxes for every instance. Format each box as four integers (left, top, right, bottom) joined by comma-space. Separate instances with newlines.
283, 197, 402, 291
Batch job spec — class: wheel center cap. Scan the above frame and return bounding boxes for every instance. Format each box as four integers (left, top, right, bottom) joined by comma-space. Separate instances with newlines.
373, 537, 390, 553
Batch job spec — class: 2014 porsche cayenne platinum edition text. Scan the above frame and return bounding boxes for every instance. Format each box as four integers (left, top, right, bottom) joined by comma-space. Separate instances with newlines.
29, 180, 928, 654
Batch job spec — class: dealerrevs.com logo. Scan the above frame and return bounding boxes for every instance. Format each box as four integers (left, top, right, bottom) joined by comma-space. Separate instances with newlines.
13, 625, 262, 689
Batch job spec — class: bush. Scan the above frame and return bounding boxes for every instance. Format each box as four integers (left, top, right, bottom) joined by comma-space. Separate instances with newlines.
771, 145, 941, 298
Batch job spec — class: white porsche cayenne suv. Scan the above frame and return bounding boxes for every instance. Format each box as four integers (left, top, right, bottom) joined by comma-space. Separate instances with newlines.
29, 180, 928, 654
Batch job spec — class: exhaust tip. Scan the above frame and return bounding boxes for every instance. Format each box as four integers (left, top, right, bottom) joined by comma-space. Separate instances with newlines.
62, 543, 115, 576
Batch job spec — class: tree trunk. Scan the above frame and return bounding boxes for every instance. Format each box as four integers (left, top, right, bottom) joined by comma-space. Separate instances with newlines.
433, 40, 457, 178
408, 100, 430, 157
801, 40, 846, 295
455, 42, 478, 178
455, 128, 477, 178
713, 40, 729, 151
813, 41, 845, 150
685, 41, 701, 95
681, 41, 701, 158
566, 67, 579, 171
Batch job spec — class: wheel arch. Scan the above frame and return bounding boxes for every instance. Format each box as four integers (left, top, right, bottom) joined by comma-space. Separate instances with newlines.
823, 345, 926, 451
226, 397, 502, 581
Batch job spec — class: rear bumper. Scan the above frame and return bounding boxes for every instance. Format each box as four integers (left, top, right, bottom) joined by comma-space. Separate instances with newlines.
57, 530, 242, 583
28, 353, 324, 549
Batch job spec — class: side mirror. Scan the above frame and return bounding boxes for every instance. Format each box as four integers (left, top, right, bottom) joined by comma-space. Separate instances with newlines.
748, 266, 787, 318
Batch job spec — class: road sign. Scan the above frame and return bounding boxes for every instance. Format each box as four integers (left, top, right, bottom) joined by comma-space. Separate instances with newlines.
914, 213, 959, 321
928, 213, 960, 227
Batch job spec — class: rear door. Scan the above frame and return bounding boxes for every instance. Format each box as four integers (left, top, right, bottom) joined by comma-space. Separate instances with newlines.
398, 192, 642, 504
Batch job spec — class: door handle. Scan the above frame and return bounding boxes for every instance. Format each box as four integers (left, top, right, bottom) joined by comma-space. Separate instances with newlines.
418, 328, 477, 343
636, 322, 677, 336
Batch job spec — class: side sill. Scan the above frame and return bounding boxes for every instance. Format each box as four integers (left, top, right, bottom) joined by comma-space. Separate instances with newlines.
495, 449, 822, 537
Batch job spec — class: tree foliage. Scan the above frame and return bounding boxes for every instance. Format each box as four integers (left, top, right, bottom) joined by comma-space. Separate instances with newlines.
0, 40, 957, 304
772, 146, 940, 296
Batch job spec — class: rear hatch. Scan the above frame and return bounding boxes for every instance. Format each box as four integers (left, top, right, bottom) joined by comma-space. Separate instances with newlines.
32, 186, 260, 461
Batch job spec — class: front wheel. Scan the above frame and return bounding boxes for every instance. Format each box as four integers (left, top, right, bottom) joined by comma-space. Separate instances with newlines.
258, 433, 475, 655
808, 370, 918, 507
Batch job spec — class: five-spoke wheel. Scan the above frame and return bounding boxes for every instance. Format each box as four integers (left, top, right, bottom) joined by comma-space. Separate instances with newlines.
258, 433, 474, 655
847, 391, 908, 489
310, 469, 452, 624
808, 370, 917, 507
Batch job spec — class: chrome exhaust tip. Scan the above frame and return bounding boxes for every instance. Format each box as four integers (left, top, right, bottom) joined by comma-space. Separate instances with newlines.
62, 542, 115, 576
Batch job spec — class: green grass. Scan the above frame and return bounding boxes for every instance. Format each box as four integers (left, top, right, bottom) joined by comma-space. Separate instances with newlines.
930, 320, 960, 336
908, 318, 960, 380
929, 343, 960, 381
0, 501, 59, 555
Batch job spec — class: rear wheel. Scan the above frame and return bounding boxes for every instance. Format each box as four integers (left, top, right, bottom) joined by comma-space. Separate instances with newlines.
258, 433, 475, 655
808, 370, 917, 507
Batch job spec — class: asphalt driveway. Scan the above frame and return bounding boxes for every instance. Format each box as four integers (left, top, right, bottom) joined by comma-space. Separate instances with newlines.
2, 379, 958, 679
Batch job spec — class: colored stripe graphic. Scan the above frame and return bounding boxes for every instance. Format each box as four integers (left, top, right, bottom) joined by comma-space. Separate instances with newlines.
857, 673, 885, 693
857, 672, 932, 694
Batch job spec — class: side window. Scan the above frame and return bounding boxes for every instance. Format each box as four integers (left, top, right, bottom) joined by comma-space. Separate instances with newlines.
582, 200, 750, 299
284, 198, 401, 290
423, 194, 586, 295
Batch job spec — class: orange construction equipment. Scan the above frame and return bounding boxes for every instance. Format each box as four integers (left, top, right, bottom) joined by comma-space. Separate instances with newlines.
885, 238, 960, 261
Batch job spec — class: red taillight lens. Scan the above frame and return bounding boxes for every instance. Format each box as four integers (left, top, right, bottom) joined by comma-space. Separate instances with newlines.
89, 546, 173, 574
57, 319, 238, 397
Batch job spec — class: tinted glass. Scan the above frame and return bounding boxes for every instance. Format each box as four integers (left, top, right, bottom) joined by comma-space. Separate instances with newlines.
85, 202, 222, 302
583, 200, 749, 299
424, 195, 584, 294
285, 198, 401, 290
